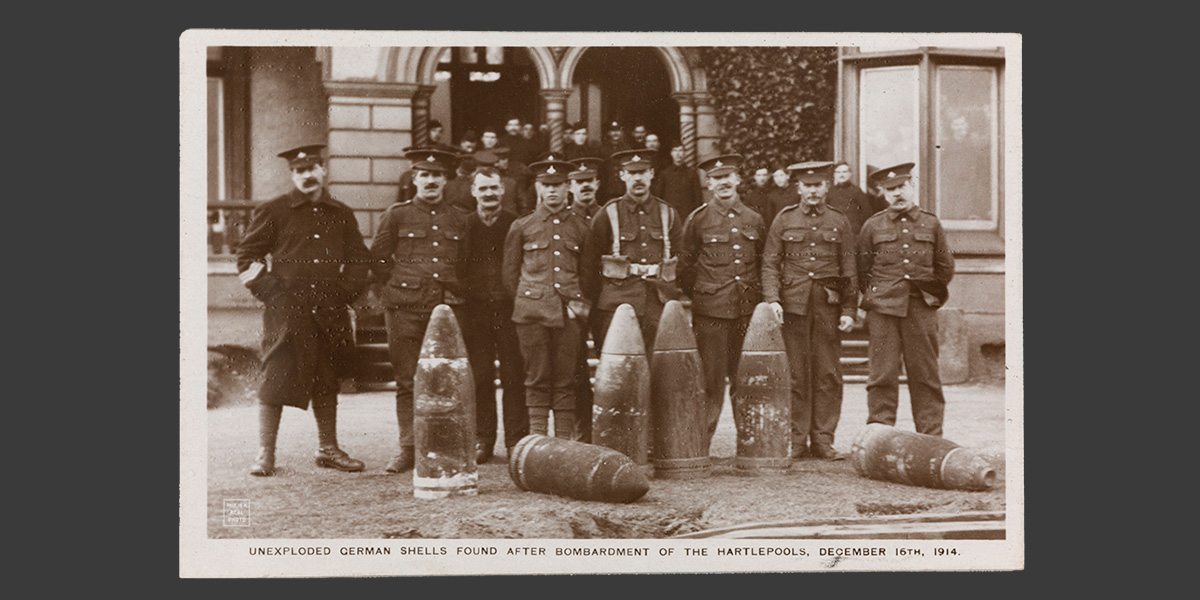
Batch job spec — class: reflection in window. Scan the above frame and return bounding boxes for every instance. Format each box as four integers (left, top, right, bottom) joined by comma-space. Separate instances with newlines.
859, 66, 918, 192
936, 66, 998, 227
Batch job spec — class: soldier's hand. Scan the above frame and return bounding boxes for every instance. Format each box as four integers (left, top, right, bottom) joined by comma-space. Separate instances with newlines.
769, 302, 784, 323
838, 315, 855, 332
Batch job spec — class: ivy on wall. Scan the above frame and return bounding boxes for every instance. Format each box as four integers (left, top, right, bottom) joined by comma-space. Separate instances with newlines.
699, 47, 838, 172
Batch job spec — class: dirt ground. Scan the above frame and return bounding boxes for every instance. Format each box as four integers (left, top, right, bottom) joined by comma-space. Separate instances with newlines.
204, 382, 1008, 539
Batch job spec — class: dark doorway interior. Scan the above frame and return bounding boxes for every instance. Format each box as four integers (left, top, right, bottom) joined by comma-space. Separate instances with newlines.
574, 47, 678, 146
440, 47, 540, 142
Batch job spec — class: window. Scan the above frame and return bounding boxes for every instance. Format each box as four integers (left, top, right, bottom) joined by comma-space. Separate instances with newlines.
839, 46, 1005, 254
859, 66, 919, 191
935, 65, 998, 229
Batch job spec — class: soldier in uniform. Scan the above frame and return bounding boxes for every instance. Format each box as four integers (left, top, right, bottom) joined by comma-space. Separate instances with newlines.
582, 149, 685, 351
567, 156, 603, 221
370, 148, 472, 473
857, 163, 955, 436
236, 144, 371, 476
679, 154, 766, 451
461, 166, 529, 463
762, 161, 858, 460
502, 158, 592, 439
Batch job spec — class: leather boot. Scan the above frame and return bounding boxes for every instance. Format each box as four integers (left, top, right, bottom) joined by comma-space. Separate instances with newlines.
475, 443, 495, 464
385, 446, 415, 473
314, 446, 365, 472
250, 447, 275, 476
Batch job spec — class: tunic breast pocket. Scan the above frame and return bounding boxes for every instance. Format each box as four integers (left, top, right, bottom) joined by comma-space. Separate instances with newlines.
394, 227, 426, 254
700, 231, 731, 265
523, 239, 551, 272
913, 230, 936, 244
782, 228, 808, 249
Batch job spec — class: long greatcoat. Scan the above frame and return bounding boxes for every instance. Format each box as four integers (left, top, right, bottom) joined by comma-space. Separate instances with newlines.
236, 188, 372, 409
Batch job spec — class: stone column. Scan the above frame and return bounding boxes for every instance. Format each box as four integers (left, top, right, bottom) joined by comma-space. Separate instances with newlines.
673, 92, 697, 167
693, 92, 721, 164
411, 85, 436, 147
322, 81, 419, 236
540, 88, 572, 153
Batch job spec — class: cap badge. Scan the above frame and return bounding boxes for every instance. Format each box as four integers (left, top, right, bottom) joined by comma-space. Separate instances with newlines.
428, 155, 437, 162
807, 169, 814, 174
296, 151, 306, 159
631, 155, 641, 162
887, 171, 896, 178
715, 160, 723, 167
547, 165, 556, 174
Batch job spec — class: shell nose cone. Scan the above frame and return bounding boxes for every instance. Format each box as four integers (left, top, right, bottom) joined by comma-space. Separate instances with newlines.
601, 303, 646, 356
742, 302, 785, 352
609, 462, 651, 502
420, 304, 468, 358
652, 300, 696, 352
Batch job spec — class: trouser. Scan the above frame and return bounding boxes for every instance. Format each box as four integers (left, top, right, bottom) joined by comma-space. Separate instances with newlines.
462, 300, 529, 450
866, 299, 946, 436
515, 318, 582, 412
384, 306, 468, 447
781, 293, 844, 450
692, 313, 752, 450
571, 315, 603, 442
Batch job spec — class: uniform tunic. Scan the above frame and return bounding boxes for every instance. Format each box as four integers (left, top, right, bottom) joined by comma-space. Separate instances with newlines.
582, 193, 685, 349
502, 205, 591, 411
235, 188, 372, 409
761, 201, 858, 450
370, 196, 472, 446
856, 204, 955, 435
680, 198, 766, 445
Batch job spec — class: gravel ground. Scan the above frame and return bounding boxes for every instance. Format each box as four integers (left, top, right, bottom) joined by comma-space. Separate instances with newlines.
206, 383, 1008, 539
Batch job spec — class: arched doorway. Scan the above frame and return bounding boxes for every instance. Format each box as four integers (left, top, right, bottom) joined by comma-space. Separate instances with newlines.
568, 47, 678, 147
435, 47, 542, 144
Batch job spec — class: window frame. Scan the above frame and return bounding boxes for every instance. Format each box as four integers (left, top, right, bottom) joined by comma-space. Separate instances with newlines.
838, 47, 1005, 255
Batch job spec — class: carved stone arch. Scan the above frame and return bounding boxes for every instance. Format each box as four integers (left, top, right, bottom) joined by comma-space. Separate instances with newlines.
409, 46, 557, 88
558, 46, 694, 94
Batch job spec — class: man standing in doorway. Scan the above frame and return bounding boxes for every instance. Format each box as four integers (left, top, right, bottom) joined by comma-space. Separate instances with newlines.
857, 163, 955, 436
652, 143, 702, 219
236, 144, 371, 476
762, 161, 858, 460
370, 149, 472, 473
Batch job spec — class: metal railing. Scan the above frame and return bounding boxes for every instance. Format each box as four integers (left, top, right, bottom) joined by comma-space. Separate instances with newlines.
207, 201, 386, 256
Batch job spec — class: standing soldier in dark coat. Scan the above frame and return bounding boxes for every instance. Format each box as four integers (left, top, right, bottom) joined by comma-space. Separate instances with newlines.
762, 161, 858, 460
236, 144, 371, 476
857, 163, 955, 436
582, 149, 685, 350
461, 166, 529, 463
652, 143, 703, 218
679, 154, 766, 451
827, 161, 875, 236
370, 149, 472, 473
502, 158, 592, 438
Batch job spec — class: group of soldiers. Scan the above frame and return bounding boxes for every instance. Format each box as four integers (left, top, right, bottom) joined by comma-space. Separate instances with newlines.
235, 142, 955, 477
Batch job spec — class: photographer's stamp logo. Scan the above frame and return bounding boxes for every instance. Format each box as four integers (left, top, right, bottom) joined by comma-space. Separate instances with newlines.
224, 499, 251, 527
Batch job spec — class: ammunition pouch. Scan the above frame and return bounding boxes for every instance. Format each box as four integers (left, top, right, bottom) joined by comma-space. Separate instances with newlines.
601, 254, 631, 279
